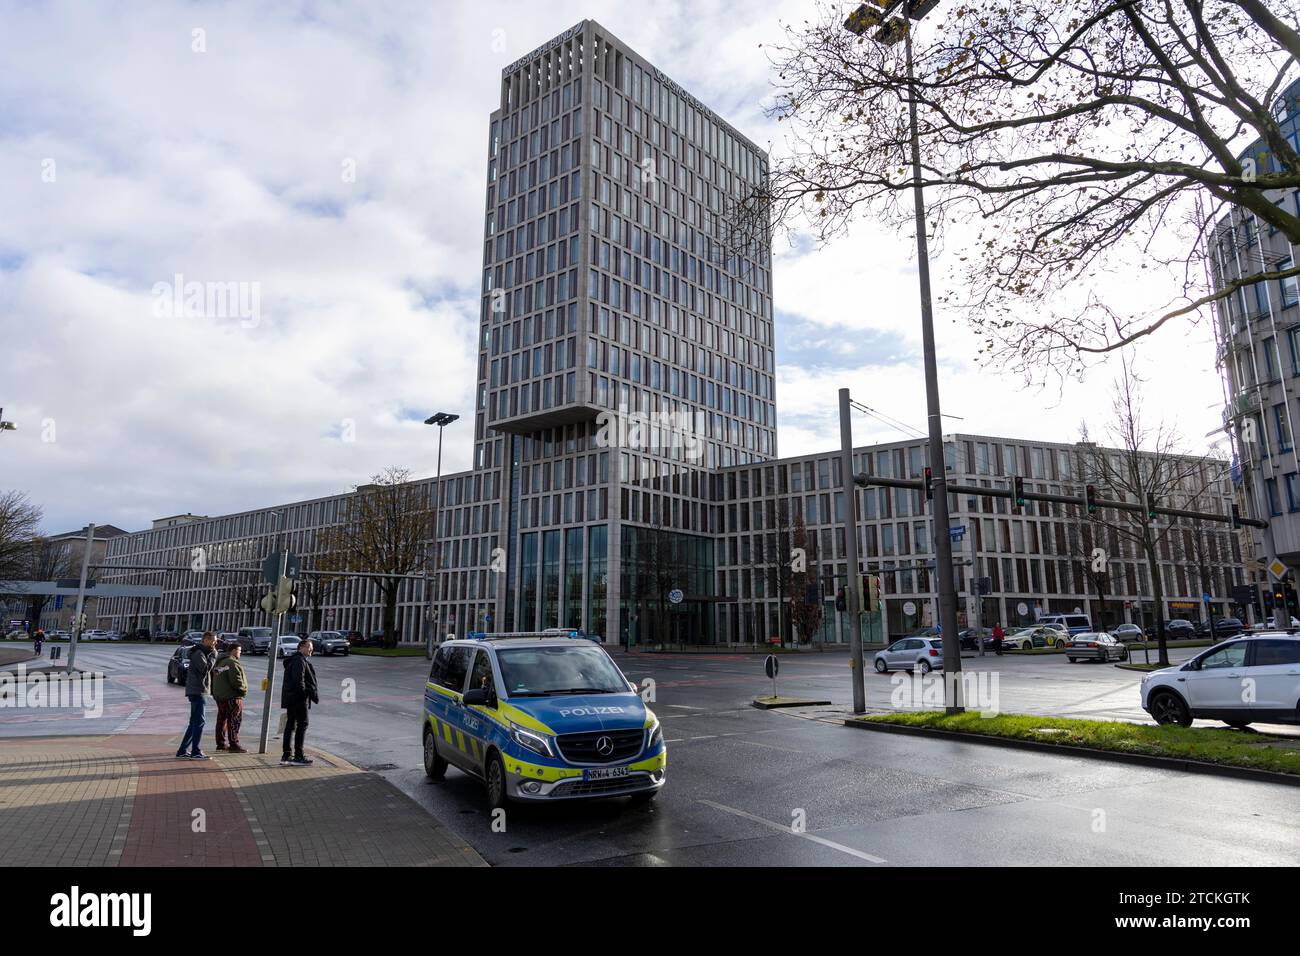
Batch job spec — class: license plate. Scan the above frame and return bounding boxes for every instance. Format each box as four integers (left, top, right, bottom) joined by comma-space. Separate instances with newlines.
584, 766, 630, 781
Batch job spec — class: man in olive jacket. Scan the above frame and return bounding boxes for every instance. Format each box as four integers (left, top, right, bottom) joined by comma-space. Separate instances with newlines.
177, 633, 217, 760
212, 643, 249, 753
280, 638, 319, 766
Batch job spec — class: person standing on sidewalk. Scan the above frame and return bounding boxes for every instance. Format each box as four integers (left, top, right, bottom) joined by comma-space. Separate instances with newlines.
991, 623, 1004, 656
212, 643, 249, 753
280, 638, 319, 766
177, 632, 217, 760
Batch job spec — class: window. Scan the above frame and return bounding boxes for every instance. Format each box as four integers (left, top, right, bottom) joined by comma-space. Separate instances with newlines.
1281, 258, 1299, 308
468, 649, 494, 694
1274, 404, 1292, 451
1252, 639, 1300, 665
1198, 643, 1247, 670
1266, 477, 1281, 516
432, 646, 472, 692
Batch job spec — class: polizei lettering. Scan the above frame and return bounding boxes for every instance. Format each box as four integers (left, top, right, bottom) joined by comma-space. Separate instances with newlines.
558, 705, 627, 717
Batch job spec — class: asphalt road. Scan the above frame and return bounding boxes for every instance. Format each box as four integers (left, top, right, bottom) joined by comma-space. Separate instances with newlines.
4, 642, 1298, 867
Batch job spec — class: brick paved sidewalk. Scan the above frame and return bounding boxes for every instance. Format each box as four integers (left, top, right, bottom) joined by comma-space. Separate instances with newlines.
0, 735, 485, 867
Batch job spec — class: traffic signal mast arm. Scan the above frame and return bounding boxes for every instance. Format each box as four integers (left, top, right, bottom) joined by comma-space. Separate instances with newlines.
852, 474, 1268, 529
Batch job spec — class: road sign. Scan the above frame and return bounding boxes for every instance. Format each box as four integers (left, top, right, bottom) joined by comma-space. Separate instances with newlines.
668, 588, 684, 605
1267, 558, 1288, 580
948, 525, 966, 540
764, 655, 779, 680
263, 551, 300, 584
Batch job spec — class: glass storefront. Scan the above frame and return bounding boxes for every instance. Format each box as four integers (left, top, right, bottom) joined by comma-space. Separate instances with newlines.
619, 526, 714, 645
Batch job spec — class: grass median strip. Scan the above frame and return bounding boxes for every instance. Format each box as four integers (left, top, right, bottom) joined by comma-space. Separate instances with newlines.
852, 711, 1300, 776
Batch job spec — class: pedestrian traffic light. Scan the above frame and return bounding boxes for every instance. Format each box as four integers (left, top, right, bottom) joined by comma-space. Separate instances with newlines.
1146, 492, 1158, 521
835, 587, 847, 612
1085, 484, 1098, 515
1012, 475, 1025, 512
868, 576, 881, 613
924, 466, 934, 501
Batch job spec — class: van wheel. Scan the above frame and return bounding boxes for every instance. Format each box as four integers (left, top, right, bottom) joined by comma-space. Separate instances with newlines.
422, 726, 447, 780
485, 751, 509, 810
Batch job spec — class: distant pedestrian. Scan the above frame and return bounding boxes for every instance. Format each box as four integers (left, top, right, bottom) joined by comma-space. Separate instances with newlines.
177, 632, 217, 760
212, 643, 249, 753
33, 627, 44, 655
991, 623, 1004, 656
280, 638, 319, 766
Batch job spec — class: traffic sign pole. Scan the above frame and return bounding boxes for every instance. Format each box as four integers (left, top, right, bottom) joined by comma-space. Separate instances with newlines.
257, 549, 289, 756
66, 523, 95, 673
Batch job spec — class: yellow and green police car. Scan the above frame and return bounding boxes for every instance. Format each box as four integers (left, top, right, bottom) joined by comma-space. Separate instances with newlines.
422, 631, 666, 808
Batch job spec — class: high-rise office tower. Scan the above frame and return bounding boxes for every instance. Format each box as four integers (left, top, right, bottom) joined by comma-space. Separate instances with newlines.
474, 20, 774, 642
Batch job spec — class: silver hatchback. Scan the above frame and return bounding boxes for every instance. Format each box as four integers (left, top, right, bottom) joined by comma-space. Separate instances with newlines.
874, 638, 944, 674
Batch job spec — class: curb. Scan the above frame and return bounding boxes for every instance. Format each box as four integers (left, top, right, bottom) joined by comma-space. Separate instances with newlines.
753, 696, 834, 710
844, 718, 1300, 788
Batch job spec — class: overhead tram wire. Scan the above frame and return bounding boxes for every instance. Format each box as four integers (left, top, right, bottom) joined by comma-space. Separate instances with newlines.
848, 399, 927, 440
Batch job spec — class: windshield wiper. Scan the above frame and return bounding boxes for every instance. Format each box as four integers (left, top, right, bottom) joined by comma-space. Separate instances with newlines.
542, 687, 616, 695
508, 691, 548, 697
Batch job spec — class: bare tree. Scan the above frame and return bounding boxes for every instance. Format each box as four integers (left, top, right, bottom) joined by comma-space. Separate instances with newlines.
755, 499, 796, 646
0, 490, 42, 581
1079, 361, 1230, 664
742, 0, 1300, 382
22, 537, 72, 629
789, 508, 825, 645
320, 468, 430, 649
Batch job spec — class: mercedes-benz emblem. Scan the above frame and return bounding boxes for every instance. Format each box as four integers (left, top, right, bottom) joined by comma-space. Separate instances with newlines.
595, 736, 614, 756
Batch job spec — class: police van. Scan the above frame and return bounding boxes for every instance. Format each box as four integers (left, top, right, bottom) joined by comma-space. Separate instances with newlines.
422, 630, 666, 808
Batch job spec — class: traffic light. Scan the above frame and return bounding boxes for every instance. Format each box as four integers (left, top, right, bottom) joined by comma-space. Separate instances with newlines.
1085, 484, 1098, 515
924, 466, 934, 501
868, 575, 881, 613
1012, 475, 1025, 512
276, 575, 297, 614
1146, 492, 1158, 521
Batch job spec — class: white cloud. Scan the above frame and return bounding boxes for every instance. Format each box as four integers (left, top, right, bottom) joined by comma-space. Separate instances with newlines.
0, 0, 1230, 535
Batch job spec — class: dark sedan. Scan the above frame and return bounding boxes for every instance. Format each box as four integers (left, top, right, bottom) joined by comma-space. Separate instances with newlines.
958, 627, 990, 651
1149, 619, 1196, 640
1195, 617, 1244, 639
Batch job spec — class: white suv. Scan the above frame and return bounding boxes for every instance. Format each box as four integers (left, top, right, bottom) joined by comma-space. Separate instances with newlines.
1141, 633, 1300, 729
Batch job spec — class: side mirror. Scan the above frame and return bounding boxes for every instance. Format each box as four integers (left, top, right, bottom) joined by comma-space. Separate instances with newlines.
463, 687, 496, 707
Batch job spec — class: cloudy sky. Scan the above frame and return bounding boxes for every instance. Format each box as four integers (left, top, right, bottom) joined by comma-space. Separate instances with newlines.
0, 0, 1228, 535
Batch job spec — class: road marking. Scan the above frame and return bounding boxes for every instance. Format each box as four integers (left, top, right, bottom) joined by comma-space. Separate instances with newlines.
726, 737, 803, 753
698, 799, 886, 864
667, 704, 704, 709
111, 707, 146, 734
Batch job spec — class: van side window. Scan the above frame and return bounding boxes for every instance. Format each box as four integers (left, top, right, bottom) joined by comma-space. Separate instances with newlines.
439, 647, 473, 693
429, 646, 447, 684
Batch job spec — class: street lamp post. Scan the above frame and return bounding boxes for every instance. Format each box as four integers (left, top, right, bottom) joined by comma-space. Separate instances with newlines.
846, 0, 962, 712
423, 412, 459, 659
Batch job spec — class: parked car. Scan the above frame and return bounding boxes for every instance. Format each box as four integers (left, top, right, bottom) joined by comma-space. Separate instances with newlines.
129, 628, 150, 641
81, 629, 110, 641
1195, 617, 1244, 640
50, 629, 71, 640
1065, 632, 1129, 663
237, 626, 274, 655
873, 637, 944, 674
1111, 623, 1145, 643
307, 630, 350, 656
275, 635, 301, 658
1159, 621, 1196, 642
959, 627, 990, 651
216, 632, 240, 652
1142, 633, 1300, 728
155, 630, 179, 643
103, 630, 122, 641
4, 629, 27, 640
166, 645, 194, 685
1004, 626, 1057, 650
1039, 613, 1093, 636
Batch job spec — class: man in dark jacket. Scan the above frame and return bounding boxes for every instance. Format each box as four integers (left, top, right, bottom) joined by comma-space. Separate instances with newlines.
177, 632, 217, 759
280, 638, 319, 766
212, 643, 249, 753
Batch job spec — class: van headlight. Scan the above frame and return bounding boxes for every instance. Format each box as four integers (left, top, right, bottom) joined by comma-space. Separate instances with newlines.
509, 722, 554, 758
645, 718, 662, 751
